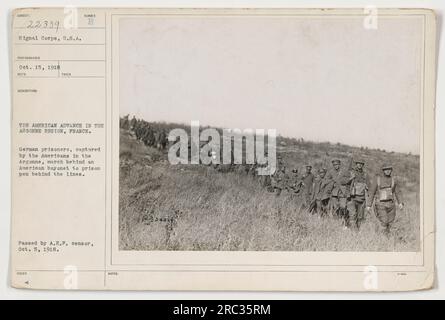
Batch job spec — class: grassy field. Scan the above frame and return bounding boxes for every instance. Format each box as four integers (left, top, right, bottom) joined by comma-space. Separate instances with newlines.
119, 128, 420, 252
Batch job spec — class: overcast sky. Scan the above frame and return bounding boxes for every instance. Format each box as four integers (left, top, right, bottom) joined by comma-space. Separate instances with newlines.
119, 15, 423, 154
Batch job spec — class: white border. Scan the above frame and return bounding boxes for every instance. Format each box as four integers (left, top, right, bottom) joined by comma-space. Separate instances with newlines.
1, 0, 443, 299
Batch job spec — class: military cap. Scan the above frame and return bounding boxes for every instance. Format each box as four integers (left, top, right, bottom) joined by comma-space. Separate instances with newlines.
382, 164, 393, 170
331, 159, 341, 164
354, 159, 365, 164
318, 168, 327, 173
305, 164, 312, 168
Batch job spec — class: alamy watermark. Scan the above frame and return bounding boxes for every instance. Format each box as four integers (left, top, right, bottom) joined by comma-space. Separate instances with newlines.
363, 6, 378, 30
363, 265, 379, 290
167, 121, 277, 176
63, 265, 78, 289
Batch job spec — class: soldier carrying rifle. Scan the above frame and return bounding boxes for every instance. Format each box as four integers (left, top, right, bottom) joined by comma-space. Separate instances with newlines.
366, 164, 404, 235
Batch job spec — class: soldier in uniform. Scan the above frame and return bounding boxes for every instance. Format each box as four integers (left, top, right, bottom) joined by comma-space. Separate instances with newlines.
154, 129, 161, 149
271, 165, 287, 196
282, 166, 292, 193
142, 125, 155, 147
366, 164, 404, 235
312, 168, 332, 217
158, 129, 168, 150
346, 159, 370, 230
328, 159, 351, 220
270, 156, 283, 195
256, 152, 272, 190
299, 164, 314, 211
135, 120, 145, 141
140, 124, 149, 144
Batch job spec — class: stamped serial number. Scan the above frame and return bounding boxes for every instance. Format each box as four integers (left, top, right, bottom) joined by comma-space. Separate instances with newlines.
217, 304, 271, 315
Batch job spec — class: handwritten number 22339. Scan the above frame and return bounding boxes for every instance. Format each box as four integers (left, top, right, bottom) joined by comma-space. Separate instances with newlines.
26, 20, 60, 32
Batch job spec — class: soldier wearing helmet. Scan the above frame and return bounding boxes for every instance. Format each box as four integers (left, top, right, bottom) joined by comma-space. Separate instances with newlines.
289, 168, 301, 195
366, 164, 404, 235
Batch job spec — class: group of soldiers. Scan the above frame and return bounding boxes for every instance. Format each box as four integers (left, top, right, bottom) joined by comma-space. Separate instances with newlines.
267, 157, 404, 234
120, 116, 405, 235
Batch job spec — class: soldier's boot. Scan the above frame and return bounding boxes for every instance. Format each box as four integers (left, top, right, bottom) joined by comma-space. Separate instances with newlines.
319, 201, 326, 217
318, 205, 324, 217
347, 203, 359, 231
320, 205, 328, 218
336, 205, 344, 219
343, 210, 351, 229
339, 209, 344, 220
355, 218, 362, 231
357, 202, 366, 230
355, 211, 366, 231
319, 206, 327, 218
338, 207, 343, 220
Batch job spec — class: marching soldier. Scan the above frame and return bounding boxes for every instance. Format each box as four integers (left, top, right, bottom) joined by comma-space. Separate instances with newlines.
271, 165, 287, 196
246, 163, 254, 175
135, 120, 144, 141
139, 123, 147, 142
299, 164, 314, 210
312, 168, 332, 216
142, 125, 155, 147
282, 166, 292, 193
346, 159, 370, 230
328, 159, 351, 221
366, 164, 404, 235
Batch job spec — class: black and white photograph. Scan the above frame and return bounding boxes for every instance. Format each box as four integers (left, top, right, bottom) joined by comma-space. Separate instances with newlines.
118, 14, 422, 252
